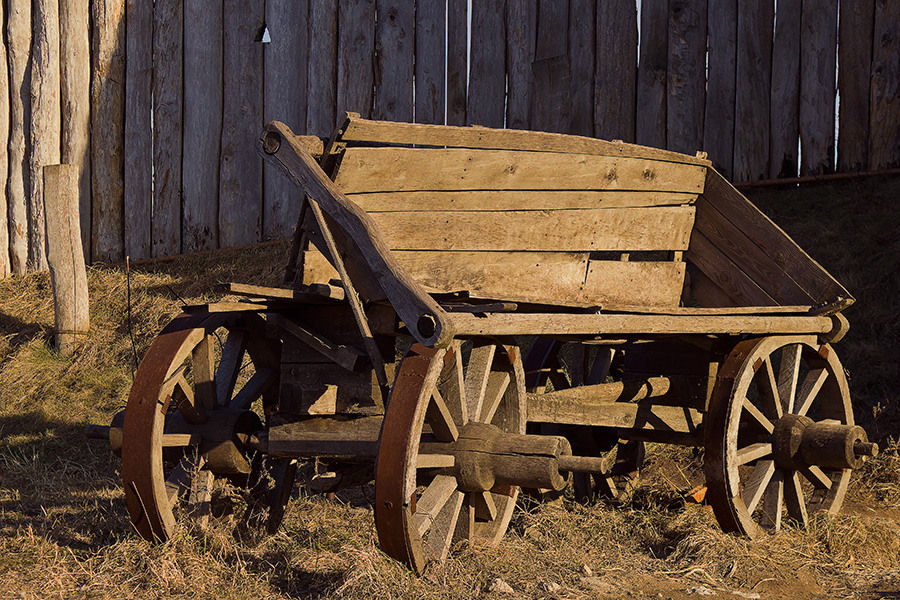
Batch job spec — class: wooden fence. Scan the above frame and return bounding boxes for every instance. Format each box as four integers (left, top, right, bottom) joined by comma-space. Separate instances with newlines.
1, 0, 899, 274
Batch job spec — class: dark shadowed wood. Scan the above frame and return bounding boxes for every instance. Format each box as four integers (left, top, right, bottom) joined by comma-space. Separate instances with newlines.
6, 0, 30, 274
374, 0, 413, 122
799, 1, 837, 176
337, 0, 375, 118
446, 0, 467, 126
688, 264, 741, 308
182, 0, 223, 252
505, 0, 536, 130
219, 0, 264, 247
703, 0, 736, 178
595, 1, 634, 141
569, 0, 594, 137
769, 0, 801, 179
307, 0, 338, 137
733, 0, 772, 181
415, 0, 445, 124
532, 1, 569, 134
667, 0, 706, 155
124, 0, 151, 260
636, 0, 668, 148
0, 27, 8, 276
837, 0, 874, 171
869, 0, 900, 169
468, 0, 506, 128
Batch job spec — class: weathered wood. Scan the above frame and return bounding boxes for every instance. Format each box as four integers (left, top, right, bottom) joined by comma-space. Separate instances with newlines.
334, 147, 707, 193
219, 0, 264, 247
446, 0, 467, 126
467, 0, 505, 128
687, 230, 778, 307
278, 362, 385, 414
869, 0, 900, 169
505, 0, 537, 130
374, 0, 413, 122
687, 263, 741, 308
415, 0, 445, 125
337, 0, 375, 118
44, 165, 89, 355
123, 0, 151, 260
182, 0, 223, 252
531, 1, 569, 134
568, 0, 594, 138
636, 0, 668, 148
268, 416, 382, 458
0, 32, 9, 277
837, 0, 874, 171
218, 282, 344, 302
594, 1, 634, 141
799, 1, 837, 176
6, 0, 30, 274
584, 260, 685, 307
532, 377, 670, 406
29, 0, 61, 270
91, 0, 126, 263
346, 190, 698, 211
703, 0, 737, 177
667, 0, 707, 155
60, 0, 92, 260
769, 0, 801, 179
152, 0, 183, 257
733, 0, 773, 181
306, 0, 338, 137
268, 313, 365, 373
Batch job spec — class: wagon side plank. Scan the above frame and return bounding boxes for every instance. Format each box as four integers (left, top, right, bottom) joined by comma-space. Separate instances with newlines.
345, 190, 698, 211
686, 231, 777, 307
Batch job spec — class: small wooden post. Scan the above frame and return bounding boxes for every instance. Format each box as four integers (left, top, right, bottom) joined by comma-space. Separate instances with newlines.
44, 165, 90, 356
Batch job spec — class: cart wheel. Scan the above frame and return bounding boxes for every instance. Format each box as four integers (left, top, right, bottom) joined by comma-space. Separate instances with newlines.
375, 340, 526, 574
705, 336, 864, 537
122, 312, 281, 542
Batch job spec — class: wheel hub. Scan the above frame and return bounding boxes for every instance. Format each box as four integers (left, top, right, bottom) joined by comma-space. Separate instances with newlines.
772, 415, 877, 471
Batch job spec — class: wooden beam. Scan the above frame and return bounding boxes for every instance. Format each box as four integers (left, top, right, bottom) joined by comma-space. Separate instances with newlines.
7, 0, 30, 274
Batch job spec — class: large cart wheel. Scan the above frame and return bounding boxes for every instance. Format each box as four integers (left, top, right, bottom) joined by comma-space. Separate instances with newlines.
375, 341, 527, 574
122, 312, 281, 542
705, 335, 874, 537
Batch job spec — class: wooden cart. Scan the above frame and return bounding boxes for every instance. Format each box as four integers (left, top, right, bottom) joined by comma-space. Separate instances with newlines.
99, 114, 877, 574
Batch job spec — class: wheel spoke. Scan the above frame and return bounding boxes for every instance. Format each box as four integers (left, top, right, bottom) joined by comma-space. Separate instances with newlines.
427, 388, 460, 442
479, 371, 511, 425
464, 344, 496, 422
756, 358, 783, 420
784, 471, 809, 527
440, 347, 468, 425
800, 464, 833, 490
165, 454, 205, 506
417, 453, 455, 469
736, 442, 773, 465
192, 333, 217, 410
216, 330, 248, 407
414, 475, 458, 536
423, 490, 465, 562
163, 367, 206, 424
160, 433, 200, 447
795, 368, 828, 417
760, 469, 784, 530
587, 348, 615, 385
743, 459, 776, 513
741, 397, 775, 434
777, 344, 802, 414
229, 367, 276, 410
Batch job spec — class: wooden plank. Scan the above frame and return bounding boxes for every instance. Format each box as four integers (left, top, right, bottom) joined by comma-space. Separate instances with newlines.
467, 0, 505, 128
91, 0, 126, 263
0, 22, 9, 276
268, 313, 365, 373
334, 148, 708, 193
446, 0, 467, 126
345, 190, 698, 211
837, 0, 874, 171
152, 0, 183, 257
7, 0, 29, 274
306, 0, 338, 137
123, 0, 151, 260
799, 1, 838, 176
584, 261, 685, 307
635, 0, 668, 149
374, 0, 413, 122
687, 263, 741, 308
339, 116, 712, 167
769, 0, 801, 179
219, 0, 264, 247
869, 0, 900, 169
703, 0, 737, 177
567, 0, 595, 138
337, 0, 375, 118
595, 0, 635, 141
505, 0, 537, 130
528, 397, 703, 439
60, 0, 92, 260
182, 0, 223, 252
367, 207, 696, 252
415, 0, 445, 125
666, 0, 707, 155
733, 0, 773, 181
687, 230, 777, 307
264, 0, 308, 241
532, 0, 569, 134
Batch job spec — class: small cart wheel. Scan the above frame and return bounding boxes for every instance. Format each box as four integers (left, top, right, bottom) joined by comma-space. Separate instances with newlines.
705, 336, 867, 537
122, 312, 281, 542
375, 340, 526, 574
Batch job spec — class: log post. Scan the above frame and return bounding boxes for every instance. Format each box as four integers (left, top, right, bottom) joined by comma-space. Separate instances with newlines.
0, 21, 10, 278
44, 165, 90, 356
7, 0, 30, 275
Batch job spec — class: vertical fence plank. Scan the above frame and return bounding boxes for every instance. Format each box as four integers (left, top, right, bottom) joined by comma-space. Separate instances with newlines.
799, 1, 837, 176
569, 0, 595, 138
636, 0, 667, 148
264, 0, 308, 240
91, 0, 125, 263
468, 0, 506, 128
447, 0, 467, 126
60, 0, 91, 261
769, 0, 801, 178
595, 0, 635, 141
505, 0, 536, 130
869, 0, 900, 170
219, 0, 264, 247
152, 0, 183, 257
667, 0, 706, 155
733, 0, 772, 181
7, 0, 29, 274
532, 1, 568, 133
703, 0, 736, 177
307, 0, 338, 137
182, 0, 222, 252
124, 0, 151, 260
415, 0, 445, 125
29, 0, 61, 270
375, 0, 413, 122
337, 0, 375, 118
0, 23, 9, 277
837, 0, 873, 172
